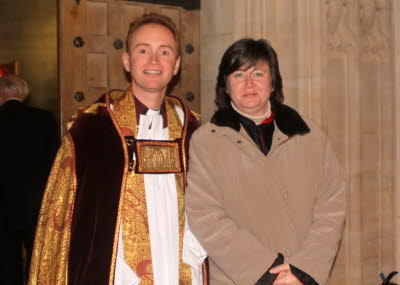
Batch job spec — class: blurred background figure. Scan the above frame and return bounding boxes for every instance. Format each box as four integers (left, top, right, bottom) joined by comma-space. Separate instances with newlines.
0, 75, 59, 285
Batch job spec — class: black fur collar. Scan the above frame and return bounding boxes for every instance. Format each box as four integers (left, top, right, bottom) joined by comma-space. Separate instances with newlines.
210, 102, 310, 137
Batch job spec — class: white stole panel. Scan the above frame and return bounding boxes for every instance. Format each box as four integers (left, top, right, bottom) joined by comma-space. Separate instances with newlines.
114, 107, 206, 285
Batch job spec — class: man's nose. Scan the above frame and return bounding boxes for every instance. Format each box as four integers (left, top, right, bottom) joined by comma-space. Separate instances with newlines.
150, 52, 159, 64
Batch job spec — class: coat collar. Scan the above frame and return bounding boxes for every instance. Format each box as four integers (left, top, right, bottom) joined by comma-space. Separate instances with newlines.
210, 101, 310, 137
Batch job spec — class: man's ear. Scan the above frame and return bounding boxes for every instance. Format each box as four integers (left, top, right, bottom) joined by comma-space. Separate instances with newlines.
173, 56, 181, 75
122, 52, 131, 72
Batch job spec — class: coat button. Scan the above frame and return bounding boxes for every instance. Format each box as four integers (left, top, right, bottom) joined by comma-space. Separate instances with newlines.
211, 129, 215, 133
237, 140, 242, 144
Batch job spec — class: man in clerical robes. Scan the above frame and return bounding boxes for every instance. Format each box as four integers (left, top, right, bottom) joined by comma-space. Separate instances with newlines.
29, 13, 206, 285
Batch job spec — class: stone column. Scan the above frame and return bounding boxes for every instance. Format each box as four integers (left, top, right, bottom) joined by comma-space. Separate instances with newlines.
393, 0, 400, 276
200, 0, 234, 122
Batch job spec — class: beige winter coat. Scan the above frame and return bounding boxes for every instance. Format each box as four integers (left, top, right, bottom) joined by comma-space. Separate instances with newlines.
185, 103, 346, 285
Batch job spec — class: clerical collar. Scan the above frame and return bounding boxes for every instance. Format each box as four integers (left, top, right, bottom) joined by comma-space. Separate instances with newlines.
134, 95, 168, 128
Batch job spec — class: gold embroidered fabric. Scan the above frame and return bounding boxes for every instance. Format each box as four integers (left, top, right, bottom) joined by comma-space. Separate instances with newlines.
110, 89, 192, 284
135, 140, 182, 173
29, 89, 194, 285
176, 173, 192, 285
29, 134, 77, 285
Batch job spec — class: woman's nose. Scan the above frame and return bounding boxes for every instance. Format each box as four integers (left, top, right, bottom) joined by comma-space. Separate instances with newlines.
244, 76, 254, 88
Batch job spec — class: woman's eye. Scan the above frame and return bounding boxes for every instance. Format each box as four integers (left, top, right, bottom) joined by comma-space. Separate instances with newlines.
234, 73, 244, 78
254, 72, 264, 77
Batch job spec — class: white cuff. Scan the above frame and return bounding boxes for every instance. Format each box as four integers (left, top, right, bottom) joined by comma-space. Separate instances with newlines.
183, 220, 207, 285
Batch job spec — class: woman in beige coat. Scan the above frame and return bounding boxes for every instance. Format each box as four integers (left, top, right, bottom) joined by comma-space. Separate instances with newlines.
185, 38, 346, 285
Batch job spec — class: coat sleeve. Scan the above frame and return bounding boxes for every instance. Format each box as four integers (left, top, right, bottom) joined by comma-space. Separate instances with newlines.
29, 133, 77, 285
287, 134, 346, 285
185, 131, 280, 285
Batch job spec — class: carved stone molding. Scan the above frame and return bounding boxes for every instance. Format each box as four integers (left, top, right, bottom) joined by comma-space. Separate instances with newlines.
327, 0, 357, 51
232, 0, 270, 39
360, 0, 391, 58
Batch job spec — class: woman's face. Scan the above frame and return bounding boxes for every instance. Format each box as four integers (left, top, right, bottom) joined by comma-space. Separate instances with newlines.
226, 61, 273, 117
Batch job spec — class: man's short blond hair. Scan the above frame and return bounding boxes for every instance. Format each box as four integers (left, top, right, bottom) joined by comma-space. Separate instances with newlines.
125, 12, 181, 57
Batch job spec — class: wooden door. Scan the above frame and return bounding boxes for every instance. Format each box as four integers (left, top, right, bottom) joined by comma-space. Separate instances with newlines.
59, 0, 200, 131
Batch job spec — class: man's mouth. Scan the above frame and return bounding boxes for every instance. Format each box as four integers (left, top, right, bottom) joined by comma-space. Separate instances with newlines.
144, 70, 162, 75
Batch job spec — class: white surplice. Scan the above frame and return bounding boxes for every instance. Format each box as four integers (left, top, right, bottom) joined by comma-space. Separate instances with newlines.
113, 106, 206, 285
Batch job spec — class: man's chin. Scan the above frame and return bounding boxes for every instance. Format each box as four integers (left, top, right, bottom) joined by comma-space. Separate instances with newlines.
132, 84, 168, 95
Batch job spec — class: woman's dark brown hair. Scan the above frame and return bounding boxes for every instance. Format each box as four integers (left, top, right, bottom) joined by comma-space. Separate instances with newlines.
215, 38, 284, 109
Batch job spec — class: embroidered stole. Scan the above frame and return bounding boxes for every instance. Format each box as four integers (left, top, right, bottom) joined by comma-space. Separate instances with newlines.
111, 89, 191, 284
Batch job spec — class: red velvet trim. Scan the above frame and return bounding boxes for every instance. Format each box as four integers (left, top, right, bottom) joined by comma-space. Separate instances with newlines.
68, 109, 124, 284
258, 128, 266, 153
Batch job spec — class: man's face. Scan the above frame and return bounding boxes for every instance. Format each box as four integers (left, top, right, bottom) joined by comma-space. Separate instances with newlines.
226, 61, 273, 117
122, 23, 180, 97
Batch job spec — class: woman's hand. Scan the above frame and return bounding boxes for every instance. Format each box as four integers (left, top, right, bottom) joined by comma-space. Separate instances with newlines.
270, 264, 303, 285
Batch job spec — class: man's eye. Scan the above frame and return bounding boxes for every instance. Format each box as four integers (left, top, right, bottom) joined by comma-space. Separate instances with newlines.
138, 49, 147, 54
161, 50, 169, 55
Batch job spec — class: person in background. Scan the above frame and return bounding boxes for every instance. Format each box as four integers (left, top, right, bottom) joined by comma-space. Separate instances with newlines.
29, 13, 206, 285
185, 38, 346, 285
0, 74, 59, 285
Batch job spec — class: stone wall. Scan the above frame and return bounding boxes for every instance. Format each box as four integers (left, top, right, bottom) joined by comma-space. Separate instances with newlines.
201, 1, 398, 284
394, 0, 400, 276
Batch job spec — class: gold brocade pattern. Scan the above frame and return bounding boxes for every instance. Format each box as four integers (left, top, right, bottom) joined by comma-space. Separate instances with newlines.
29, 135, 77, 285
136, 141, 182, 173
110, 90, 192, 284
29, 89, 194, 285
176, 173, 192, 285
109, 90, 137, 137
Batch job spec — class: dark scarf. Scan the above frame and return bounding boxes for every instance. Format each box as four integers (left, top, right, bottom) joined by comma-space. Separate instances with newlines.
238, 114, 275, 155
